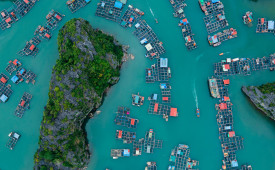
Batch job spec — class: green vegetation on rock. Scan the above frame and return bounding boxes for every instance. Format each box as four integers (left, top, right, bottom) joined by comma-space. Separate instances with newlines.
34, 18, 124, 169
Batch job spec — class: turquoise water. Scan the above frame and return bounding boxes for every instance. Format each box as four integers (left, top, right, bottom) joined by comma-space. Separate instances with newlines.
0, 0, 274, 170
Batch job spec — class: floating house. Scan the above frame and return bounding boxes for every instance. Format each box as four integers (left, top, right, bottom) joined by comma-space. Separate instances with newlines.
243, 11, 253, 25
120, 5, 144, 28
169, 0, 187, 18
66, 0, 91, 13
111, 149, 130, 159
208, 77, 220, 98
145, 162, 157, 170
144, 129, 163, 154
0, 73, 9, 85
0, 84, 13, 103
132, 93, 144, 106
14, 92, 32, 118
18, 36, 41, 57
133, 138, 144, 156
96, 0, 126, 23
114, 107, 139, 128
6, 132, 20, 150
115, 130, 136, 143
148, 101, 178, 121
168, 144, 199, 170
160, 83, 171, 103
208, 28, 237, 47
6, 59, 22, 75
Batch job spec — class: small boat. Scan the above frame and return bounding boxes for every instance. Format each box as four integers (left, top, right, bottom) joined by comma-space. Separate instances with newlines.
219, 53, 224, 56
196, 108, 200, 117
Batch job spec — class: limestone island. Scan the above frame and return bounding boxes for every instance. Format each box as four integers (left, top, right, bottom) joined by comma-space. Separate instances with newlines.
34, 18, 124, 169
242, 82, 275, 120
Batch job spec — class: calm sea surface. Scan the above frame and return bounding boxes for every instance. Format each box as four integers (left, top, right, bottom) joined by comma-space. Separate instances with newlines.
0, 0, 274, 170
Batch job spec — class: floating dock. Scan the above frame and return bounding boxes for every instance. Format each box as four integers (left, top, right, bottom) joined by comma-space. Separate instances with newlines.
146, 58, 171, 83
168, 144, 199, 170
46, 10, 64, 31
0, 84, 13, 103
0, 73, 9, 85
5, 59, 22, 75
208, 28, 237, 47
115, 130, 136, 143
24, 70, 36, 84
169, 0, 186, 18
6, 132, 20, 150
145, 162, 157, 170
66, 0, 91, 13
144, 129, 163, 154
133, 138, 144, 156
96, 0, 126, 23
14, 92, 32, 118
18, 36, 41, 57
148, 100, 178, 121
111, 149, 130, 159
160, 83, 171, 103
256, 18, 275, 34
133, 19, 165, 59
132, 93, 144, 106
34, 25, 52, 40
0, 0, 37, 31
243, 11, 253, 25
120, 5, 144, 28
114, 107, 139, 128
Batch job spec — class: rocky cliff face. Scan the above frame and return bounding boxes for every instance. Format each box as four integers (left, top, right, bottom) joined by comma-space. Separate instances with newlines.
34, 18, 124, 169
242, 83, 275, 121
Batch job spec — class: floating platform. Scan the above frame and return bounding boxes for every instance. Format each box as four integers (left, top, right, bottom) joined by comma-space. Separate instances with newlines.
179, 18, 197, 50
18, 36, 41, 57
67, 0, 91, 13
111, 149, 130, 159
148, 100, 178, 121
6, 132, 20, 150
114, 107, 138, 128
0, 84, 13, 103
14, 92, 32, 118
132, 93, 144, 106
146, 58, 171, 83
144, 129, 163, 154
23, 70, 36, 84
5, 59, 22, 75
0, 73, 9, 85
46, 10, 64, 31
34, 25, 52, 40
96, 0, 126, 23
256, 18, 275, 34
115, 130, 136, 143
120, 5, 144, 28
133, 138, 144, 156
160, 83, 171, 103
169, 0, 187, 18
168, 144, 199, 170
145, 162, 157, 170
243, 11, 253, 25
208, 28, 237, 47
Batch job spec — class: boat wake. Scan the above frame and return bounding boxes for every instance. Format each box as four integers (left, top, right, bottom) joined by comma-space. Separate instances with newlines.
146, 0, 157, 21
193, 82, 199, 109
196, 53, 204, 61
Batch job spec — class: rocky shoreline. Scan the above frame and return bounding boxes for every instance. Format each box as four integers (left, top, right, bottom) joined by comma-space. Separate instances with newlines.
34, 18, 125, 169
242, 84, 275, 121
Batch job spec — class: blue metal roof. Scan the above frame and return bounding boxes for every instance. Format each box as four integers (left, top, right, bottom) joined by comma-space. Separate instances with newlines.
11, 75, 19, 83
0, 94, 8, 102
114, 1, 123, 9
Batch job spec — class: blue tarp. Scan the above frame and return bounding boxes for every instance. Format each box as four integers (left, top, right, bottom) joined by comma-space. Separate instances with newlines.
134, 96, 139, 104
153, 94, 158, 100
85, 0, 90, 3
0, 94, 8, 102
212, 0, 220, 3
160, 83, 167, 89
231, 160, 238, 167
11, 75, 19, 83
101, 2, 105, 7
114, 1, 123, 9
123, 149, 130, 156
19, 69, 25, 75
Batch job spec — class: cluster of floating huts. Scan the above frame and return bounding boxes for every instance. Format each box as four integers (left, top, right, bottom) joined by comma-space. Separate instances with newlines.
256, 18, 275, 35
208, 53, 275, 169
169, 0, 197, 50
0, 0, 37, 31
199, 0, 237, 47
18, 10, 64, 57
66, 0, 91, 13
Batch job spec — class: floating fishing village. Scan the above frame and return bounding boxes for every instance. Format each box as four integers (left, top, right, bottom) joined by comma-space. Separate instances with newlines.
0, 0, 274, 169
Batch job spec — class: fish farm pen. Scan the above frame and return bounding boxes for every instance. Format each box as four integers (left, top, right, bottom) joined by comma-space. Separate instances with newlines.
160, 83, 171, 103
146, 58, 172, 83
148, 100, 178, 121
256, 18, 275, 35
0, 73, 9, 85
6, 132, 20, 150
120, 5, 144, 28
132, 93, 144, 106
111, 149, 130, 159
242, 11, 253, 26
0, 84, 12, 103
145, 161, 157, 170
144, 129, 163, 154
133, 138, 144, 156
34, 25, 52, 40
96, 0, 126, 23
169, 0, 197, 50
18, 36, 41, 57
168, 144, 199, 170
115, 130, 136, 144
208, 28, 237, 47
5, 59, 22, 75
0, 0, 37, 31
66, 0, 91, 13
14, 92, 32, 118
207, 55, 274, 169
45, 10, 64, 31
114, 107, 139, 128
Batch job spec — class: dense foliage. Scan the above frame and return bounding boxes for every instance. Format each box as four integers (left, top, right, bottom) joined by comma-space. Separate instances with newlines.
258, 82, 275, 94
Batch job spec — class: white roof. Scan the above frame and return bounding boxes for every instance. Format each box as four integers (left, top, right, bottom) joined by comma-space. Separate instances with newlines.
135, 23, 140, 28
160, 58, 168, 68
268, 20, 274, 30
13, 133, 20, 139
145, 43, 153, 51
222, 65, 228, 72
226, 58, 231, 63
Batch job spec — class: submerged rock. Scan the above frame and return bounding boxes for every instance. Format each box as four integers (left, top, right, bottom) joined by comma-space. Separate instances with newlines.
34, 18, 124, 169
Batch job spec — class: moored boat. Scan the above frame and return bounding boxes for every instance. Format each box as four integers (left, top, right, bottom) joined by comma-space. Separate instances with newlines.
196, 108, 200, 117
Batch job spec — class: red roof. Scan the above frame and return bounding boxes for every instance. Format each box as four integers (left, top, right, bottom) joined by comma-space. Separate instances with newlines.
20, 100, 25, 107
45, 33, 50, 38
224, 64, 230, 70
40, 27, 44, 32
170, 108, 178, 117
154, 103, 159, 112
183, 18, 188, 23
150, 53, 156, 56
224, 96, 230, 101
129, 17, 133, 22
273, 59, 275, 64
261, 18, 265, 24
0, 77, 7, 83
13, 59, 18, 65
228, 131, 235, 137
24, 0, 29, 4
29, 44, 35, 51
223, 79, 230, 85
219, 103, 228, 110
55, 15, 61, 20
1, 12, 6, 17
118, 130, 122, 138
162, 97, 169, 101
5, 17, 11, 23
130, 119, 135, 125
